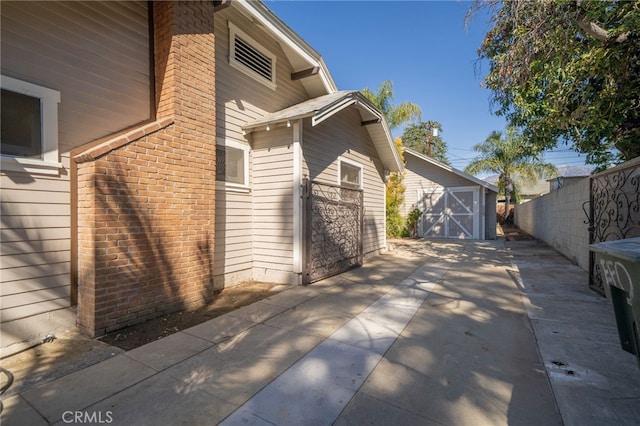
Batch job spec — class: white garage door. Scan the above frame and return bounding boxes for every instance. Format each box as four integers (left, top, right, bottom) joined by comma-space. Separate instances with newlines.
418, 186, 479, 239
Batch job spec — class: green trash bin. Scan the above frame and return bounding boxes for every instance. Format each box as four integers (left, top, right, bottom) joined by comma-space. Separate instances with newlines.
589, 237, 640, 366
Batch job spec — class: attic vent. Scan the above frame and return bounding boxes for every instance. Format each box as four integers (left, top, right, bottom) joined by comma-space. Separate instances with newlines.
229, 22, 277, 90
235, 36, 272, 81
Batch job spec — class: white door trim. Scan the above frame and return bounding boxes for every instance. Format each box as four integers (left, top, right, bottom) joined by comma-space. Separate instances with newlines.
418, 186, 479, 239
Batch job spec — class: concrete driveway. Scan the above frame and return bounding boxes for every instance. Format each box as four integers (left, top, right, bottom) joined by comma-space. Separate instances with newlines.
2, 238, 640, 425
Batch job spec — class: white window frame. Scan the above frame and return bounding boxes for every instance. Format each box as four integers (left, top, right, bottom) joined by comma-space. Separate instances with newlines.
216, 138, 250, 193
338, 157, 363, 190
228, 21, 277, 90
1, 75, 61, 175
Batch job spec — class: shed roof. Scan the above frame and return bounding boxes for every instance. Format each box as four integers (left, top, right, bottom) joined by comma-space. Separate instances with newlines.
243, 91, 403, 173
404, 148, 499, 193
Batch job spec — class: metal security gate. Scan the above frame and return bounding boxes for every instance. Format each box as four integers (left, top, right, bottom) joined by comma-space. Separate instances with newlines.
418, 186, 479, 239
588, 159, 640, 295
303, 179, 363, 284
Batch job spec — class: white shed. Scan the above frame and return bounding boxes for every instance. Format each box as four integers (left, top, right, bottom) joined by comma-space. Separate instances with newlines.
402, 148, 498, 240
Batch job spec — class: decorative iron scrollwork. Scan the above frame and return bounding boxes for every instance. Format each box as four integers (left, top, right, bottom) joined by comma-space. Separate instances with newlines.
589, 163, 640, 294
304, 179, 363, 283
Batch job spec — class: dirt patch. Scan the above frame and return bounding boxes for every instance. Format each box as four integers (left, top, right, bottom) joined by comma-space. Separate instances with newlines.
0, 281, 287, 399
497, 224, 536, 241
99, 281, 286, 351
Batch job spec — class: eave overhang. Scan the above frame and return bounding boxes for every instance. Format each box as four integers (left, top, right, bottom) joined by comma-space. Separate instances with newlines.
230, 0, 337, 97
243, 91, 403, 173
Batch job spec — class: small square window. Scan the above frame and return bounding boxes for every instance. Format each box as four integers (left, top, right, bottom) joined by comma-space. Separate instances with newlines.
1, 89, 42, 158
216, 145, 246, 184
1, 75, 61, 175
340, 160, 362, 189
216, 139, 249, 191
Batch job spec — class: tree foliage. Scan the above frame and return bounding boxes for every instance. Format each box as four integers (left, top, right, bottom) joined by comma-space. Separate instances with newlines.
472, 0, 640, 170
401, 121, 450, 165
386, 137, 406, 237
361, 80, 421, 129
361, 81, 422, 237
464, 128, 557, 219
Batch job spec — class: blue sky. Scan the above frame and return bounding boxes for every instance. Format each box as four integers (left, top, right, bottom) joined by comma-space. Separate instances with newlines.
265, 0, 589, 172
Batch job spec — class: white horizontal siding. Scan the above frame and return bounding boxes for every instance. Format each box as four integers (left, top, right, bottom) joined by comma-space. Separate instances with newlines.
0, 187, 69, 205
252, 181, 293, 191
1, 1, 150, 151
2, 173, 72, 316
303, 110, 387, 256
214, 8, 309, 142
0, 216, 70, 230
1, 298, 70, 323
2, 262, 70, 283
2, 286, 70, 309
1, 239, 70, 256
1, 275, 70, 296
213, 7, 311, 285
215, 189, 252, 279
253, 241, 294, 251
2, 227, 70, 243
1, 1, 150, 324
251, 128, 294, 275
403, 154, 479, 216
1, 251, 70, 269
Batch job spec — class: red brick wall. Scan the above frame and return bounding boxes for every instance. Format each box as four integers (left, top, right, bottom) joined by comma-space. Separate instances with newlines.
76, 1, 216, 336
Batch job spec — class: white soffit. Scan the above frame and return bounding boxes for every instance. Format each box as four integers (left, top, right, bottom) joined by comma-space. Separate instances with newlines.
232, 0, 337, 97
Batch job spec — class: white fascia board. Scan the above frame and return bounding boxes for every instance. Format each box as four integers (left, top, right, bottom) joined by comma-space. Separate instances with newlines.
355, 94, 403, 173
315, 57, 338, 95
243, 112, 314, 133
312, 97, 357, 126
234, 0, 337, 94
380, 119, 403, 173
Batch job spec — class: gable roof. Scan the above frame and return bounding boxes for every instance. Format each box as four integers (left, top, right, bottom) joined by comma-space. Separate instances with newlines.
404, 148, 498, 193
230, 0, 337, 97
243, 91, 403, 173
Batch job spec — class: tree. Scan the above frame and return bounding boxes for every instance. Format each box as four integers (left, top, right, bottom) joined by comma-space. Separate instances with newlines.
471, 0, 640, 170
386, 137, 406, 237
361, 81, 421, 237
401, 121, 450, 165
361, 80, 421, 129
464, 127, 557, 222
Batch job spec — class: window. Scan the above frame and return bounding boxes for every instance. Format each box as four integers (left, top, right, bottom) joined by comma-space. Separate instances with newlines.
339, 159, 362, 189
2, 90, 41, 157
229, 22, 276, 90
216, 139, 249, 191
1, 75, 61, 174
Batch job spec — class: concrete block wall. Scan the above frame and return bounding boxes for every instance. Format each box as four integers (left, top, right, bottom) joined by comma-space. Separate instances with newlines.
515, 177, 590, 271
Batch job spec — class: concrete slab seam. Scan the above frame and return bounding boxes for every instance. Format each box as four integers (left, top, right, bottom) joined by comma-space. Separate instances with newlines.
510, 259, 564, 424
218, 259, 451, 426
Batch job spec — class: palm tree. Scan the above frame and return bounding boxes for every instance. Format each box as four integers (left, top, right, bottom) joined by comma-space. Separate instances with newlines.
361, 80, 421, 129
362, 81, 420, 236
464, 127, 557, 222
